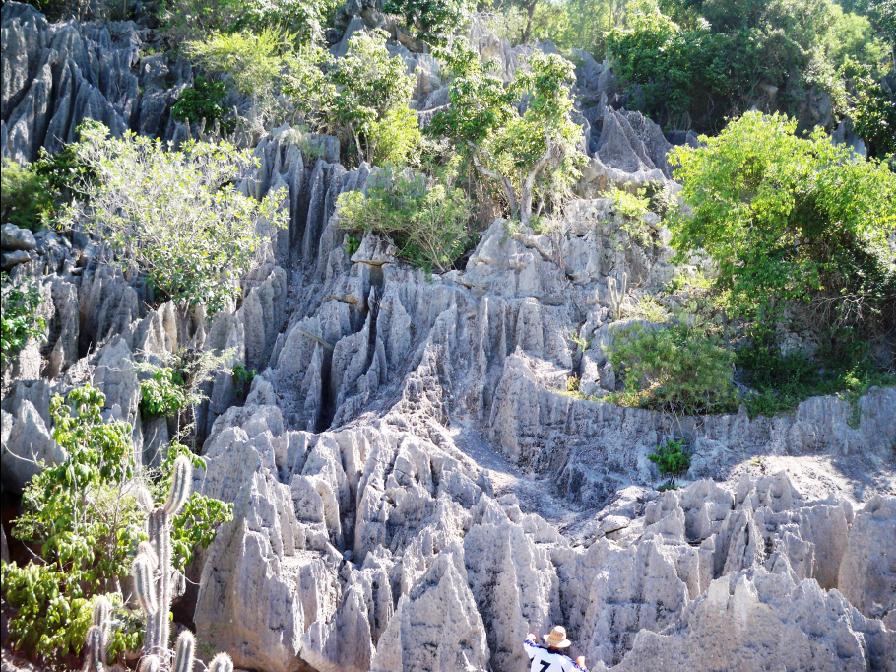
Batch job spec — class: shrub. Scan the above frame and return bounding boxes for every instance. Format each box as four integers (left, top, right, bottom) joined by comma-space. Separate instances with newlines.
842, 60, 896, 160
0, 159, 53, 230
607, 322, 737, 415
232, 363, 256, 399
138, 348, 233, 438
1, 274, 46, 368
648, 438, 691, 486
282, 30, 418, 167
161, 0, 340, 43
32, 119, 101, 203
140, 367, 189, 418
366, 105, 423, 168
62, 122, 286, 315
185, 28, 292, 123
737, 341, 896, 421
171, 76, 231, 130
1, 385, 231, 664
669, 111, 896, 342
384, 0, 475, 43
336, 168, 471, 271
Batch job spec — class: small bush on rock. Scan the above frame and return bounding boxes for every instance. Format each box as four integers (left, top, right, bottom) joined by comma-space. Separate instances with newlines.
337, 167, 471, 272
608, 321, 737, 415
649, 438, 690, 484
171, 76, 232, 131
1, 274, 46, 368
1, 159, 53, 230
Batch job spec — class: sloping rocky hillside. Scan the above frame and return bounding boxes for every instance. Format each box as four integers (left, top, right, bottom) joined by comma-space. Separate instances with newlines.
1, 3, 894, 672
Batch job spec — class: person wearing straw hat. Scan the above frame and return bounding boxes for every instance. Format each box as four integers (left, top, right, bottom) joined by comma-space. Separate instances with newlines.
523, 626, 589, 671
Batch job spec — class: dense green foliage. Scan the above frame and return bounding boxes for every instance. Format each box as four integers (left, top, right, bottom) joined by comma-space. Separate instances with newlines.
607, 322, 738, 415
0, 159, 53, 230
429, 44, 586, 224
648, 438, 691, 487
1, 274, 46, 367
232, 363, 257, 400
605, 0, 891, 130
337, 167, 471, 271
185, 27, 293, 125
841, 60, 896, 161
1, 386, 231, 664
669, 112, 896, 343
285, 30, 419, 166
171, 76, 231, 129
140, 367, 190, 418
737, 342, 896, 420
62, 123, 286, 314
384, 0, 475, 42
161, 0, 341, 44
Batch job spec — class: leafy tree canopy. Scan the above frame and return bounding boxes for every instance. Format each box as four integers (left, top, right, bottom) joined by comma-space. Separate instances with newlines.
669, 111, 896, 340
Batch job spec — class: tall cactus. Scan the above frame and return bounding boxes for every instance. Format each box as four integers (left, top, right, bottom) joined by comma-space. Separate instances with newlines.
83, 596, 111, 672
82, 453, 231, 672
125, 454, 234, 671
133, 455, 192, 663
608, 271, 628, 320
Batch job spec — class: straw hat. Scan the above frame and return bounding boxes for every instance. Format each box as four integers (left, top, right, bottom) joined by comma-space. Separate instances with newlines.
543, 626, 571, 648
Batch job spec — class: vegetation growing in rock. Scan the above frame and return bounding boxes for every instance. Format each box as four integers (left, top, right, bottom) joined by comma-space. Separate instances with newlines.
606, 0, 891, 131
285, 29, 419, 166
428, 44, 587, 225
1, 274, 45, 368
649, 438, 690, 488
670, 111, 896, 348
62, 123, 286, 315
0, 159, 53, 230
607, 322, 738, 415
171, 76, 232, 131
0, 386, 231, 664
337, 167, 471, 271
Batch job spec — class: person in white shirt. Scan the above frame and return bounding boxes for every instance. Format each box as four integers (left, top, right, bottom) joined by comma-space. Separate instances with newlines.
523, 625, 589, 672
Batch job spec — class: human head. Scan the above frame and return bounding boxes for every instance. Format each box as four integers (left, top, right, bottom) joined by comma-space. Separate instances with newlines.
543, 625, 571, 650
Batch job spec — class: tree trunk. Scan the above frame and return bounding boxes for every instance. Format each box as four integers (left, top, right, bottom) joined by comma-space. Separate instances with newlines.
522, 0, 538, 44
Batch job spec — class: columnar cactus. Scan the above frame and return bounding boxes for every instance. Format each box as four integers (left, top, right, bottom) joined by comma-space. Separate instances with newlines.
208, 653, 234, 672
608, 271, 628, 320
83, 596, 111, 672
132, 456, 192, 663
172, 631, 195, 672
125, 454, 234, 671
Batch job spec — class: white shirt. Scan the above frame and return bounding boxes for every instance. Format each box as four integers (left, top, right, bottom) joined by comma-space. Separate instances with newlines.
523, 638, 587, 672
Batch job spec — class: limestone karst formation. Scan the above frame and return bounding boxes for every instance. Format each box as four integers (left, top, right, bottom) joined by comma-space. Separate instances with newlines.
1, 3, 894, 672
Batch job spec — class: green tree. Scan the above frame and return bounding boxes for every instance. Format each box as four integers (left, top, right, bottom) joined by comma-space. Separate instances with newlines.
62, 123, 286, 315
384, 0, 475, 43
337, 167, 471, 271
283, 30, 419, 166
669, 111, 896, 342
429, 45, 586, 225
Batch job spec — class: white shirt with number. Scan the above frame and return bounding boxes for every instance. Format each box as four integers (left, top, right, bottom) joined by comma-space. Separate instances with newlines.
523, 638, 587, 672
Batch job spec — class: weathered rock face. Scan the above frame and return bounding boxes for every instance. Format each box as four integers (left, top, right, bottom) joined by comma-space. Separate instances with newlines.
183, 131, 895, 671
1, 1, 188, 162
